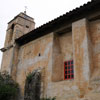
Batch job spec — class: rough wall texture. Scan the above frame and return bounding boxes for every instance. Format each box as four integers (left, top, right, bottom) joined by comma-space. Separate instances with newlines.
1, 48, 14, 73
72, 18, 100, 100
16, 18, 100, 100
52, 32, 73, 82
52, 33, 63, 82
90, 20, 100, 79
48, 32, 74, 100
1, 12, 35, 75
15, 31, 74, 100
16, 33, 53, 100
4, 13, 35, 48
72, 18, 90, 100
1, 12, 100, 100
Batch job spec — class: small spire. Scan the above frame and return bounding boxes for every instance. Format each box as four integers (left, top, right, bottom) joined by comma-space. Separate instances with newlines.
24, 6, 27, 14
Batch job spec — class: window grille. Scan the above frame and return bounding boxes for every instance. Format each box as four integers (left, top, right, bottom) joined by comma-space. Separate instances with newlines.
64, 60, 74, 80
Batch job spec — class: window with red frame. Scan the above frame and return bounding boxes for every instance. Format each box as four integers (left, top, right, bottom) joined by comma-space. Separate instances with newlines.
64, 60, 74, 80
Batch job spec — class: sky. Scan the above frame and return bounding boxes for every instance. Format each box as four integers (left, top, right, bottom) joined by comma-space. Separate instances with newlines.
0, 0, 91, 68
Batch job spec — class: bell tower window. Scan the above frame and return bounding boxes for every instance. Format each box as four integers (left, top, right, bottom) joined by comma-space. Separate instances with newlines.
8, 24, 15, 44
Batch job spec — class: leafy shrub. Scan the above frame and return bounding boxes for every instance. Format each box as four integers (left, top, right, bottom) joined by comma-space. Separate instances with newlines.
24, 70, 41, 100
0, 71, 19, 100
26, 72, 33, 83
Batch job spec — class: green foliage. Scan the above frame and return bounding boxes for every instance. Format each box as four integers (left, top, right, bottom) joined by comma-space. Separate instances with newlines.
0, 71, 19, 100
26, 72, 33, 83
41, 97, 56, 100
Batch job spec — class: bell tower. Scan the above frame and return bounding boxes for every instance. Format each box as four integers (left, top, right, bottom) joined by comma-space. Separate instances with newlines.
4, 12, 35, 47
0, 12, 35, 75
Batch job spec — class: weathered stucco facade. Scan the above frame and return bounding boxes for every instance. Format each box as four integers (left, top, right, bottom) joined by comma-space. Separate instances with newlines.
1, 1, 100, 100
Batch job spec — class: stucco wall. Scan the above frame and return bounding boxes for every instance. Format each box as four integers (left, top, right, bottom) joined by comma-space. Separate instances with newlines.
15, 18, 100, 100
59, 32, 73, 62
90, 20, 100, 79
1, 16, 100, 100
49, 32, 75, 100
16, 33, 53, 99
51, 32, 73, 79
1, 48, 13, 73
16, 31, 74, 100
71, 18, 100, 100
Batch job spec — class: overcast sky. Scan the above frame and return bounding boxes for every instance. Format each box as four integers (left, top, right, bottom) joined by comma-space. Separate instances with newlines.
0, 0, 91, 68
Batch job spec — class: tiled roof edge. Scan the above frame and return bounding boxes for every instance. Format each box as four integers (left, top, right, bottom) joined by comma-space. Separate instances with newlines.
16, 0, 100, 45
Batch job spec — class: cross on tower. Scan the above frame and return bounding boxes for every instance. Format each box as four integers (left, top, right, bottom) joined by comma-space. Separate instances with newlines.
24, 6, 27, 14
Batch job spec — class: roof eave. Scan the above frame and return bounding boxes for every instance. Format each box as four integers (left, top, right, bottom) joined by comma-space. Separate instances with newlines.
15, 0, 100, 46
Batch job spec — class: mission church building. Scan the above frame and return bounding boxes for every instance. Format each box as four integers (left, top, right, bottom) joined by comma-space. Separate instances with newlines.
0, 0, 100, 100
